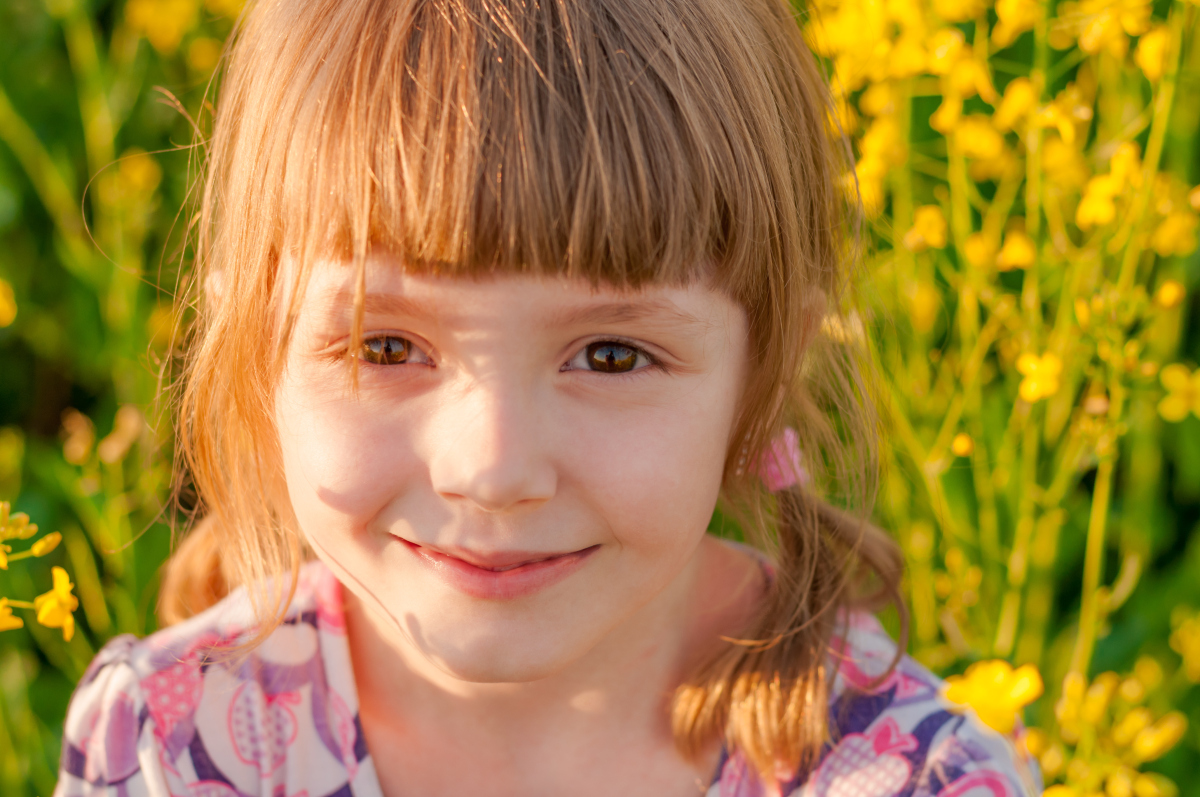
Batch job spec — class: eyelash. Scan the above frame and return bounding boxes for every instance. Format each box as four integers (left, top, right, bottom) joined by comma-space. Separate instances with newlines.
344, 334, 664, 376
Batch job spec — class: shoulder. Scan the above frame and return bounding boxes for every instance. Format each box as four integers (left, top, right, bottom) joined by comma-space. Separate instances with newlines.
798, 612, 1043, 797
55, 560, 373, 797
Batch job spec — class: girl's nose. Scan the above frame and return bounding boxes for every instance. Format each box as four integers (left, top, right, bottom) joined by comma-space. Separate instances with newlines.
426, 379, 558, 513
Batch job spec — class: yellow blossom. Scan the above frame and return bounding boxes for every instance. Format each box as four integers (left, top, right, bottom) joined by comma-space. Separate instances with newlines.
955, 115, 1005, 160
125, 0, 199, 54
994, 77, 1037, 130
997, 229, 1036, 269
1043, 136, 1091, 189
0, 599, 22, 632
904, 206, 948, 251
934, 0, 984, 21
928, 28, 966, 74
1017, 352, 1063, 402
943, 660, 1044, 734
1044, 787, 1078, 797
963, 233, 995, 268
888, 37, 927, 77
187, 37, 222, 74
1158, 364, 1200, 421
33, 566, 78, 642
1155, 279, 1186, 308
1131, 712, 1188, 762
946, 59, 997, 103
1077, 175, 1120, 228
30, 531, 62, 557
1151, 211, 1198, 257
951, 433, 974, 456
909, 283, 941, 333
1133, 774, 1179, 797
1109, 769, 1136, 797
1113, 707, 1155, 746
1135, 25, 1171, 81
0, 278, 15, 328
994, 0, 1041, 46
931, 94, 963, 132
859, 83, 895, 117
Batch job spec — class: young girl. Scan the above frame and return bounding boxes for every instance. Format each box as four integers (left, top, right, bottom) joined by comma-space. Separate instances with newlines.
55, 0, 1041, 794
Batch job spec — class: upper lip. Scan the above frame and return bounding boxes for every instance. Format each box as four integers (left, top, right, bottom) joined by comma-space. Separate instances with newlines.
402, 540, 594, 571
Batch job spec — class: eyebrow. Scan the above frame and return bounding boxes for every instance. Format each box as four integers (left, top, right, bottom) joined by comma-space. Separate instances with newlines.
327, 289, 704, 329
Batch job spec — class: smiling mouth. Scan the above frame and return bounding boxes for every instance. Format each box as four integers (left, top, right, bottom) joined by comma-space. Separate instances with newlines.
394, 538, 599, 600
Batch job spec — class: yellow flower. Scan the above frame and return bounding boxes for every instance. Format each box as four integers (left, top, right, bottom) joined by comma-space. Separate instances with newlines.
951, 433, 974, 456
125, 0, 199, 54
1077, 175, 1120, 228
1151, 211, 1198, 257
1043, 135, 1091, 189
1158, 364, 1200, 422
993, 0, 1041, 46
1171, 612, 1200, 680
993, 77, 1037, 130
943, 660, 1044, 734
1043, 787, 1077, 797
859, 84, 895, 117
946, 59, 997, 103
955, 116, 1005, 160
963, 232, 995, 268
931, 94, 963, 132
34, 566, 78, 642
997, 229, 1036, 269
928, 28, 966, 74
30, 531, 62, 557
888, 37, 927, 78
904, 206, 948, 251
1133, 774, 1179, 797
934, 0, 984, 21
1136, 25, 1172, 81
1017, 352, 1063, 402
0, 599, 22, 632
1131, 712, 1188, 762
187, 37, 222, 74
1155, 280, 1186, 308
0, 278, 15, 328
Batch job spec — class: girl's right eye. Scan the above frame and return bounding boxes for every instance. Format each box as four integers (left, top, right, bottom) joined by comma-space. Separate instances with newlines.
358, 335, 430, 366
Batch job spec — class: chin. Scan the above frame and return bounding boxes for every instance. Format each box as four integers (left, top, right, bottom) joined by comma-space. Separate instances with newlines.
425, 638, 578, 684
413, 618, 595, 684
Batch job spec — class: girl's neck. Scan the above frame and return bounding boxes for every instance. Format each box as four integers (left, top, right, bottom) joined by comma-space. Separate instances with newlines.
345, 535, 765, 794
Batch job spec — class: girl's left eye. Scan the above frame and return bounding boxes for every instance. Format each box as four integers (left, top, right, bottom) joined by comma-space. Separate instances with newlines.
564, 341, 653, 374
358, 335, 431, 366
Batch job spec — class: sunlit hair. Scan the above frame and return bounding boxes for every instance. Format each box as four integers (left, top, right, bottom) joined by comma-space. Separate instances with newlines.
160, 0, 907, 784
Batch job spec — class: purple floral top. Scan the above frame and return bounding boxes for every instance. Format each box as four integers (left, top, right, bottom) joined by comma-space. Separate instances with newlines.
54, 560, 1041, 797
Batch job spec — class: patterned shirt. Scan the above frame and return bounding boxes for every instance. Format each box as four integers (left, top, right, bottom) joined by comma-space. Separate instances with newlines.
54, 560, 1041, 797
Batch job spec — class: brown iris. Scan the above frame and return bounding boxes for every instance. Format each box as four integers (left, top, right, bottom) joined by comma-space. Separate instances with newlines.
360, 336, 411, 365
587, 342, 639, 373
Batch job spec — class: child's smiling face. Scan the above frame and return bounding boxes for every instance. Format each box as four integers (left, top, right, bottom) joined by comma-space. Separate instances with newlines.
274, 260, 749, 683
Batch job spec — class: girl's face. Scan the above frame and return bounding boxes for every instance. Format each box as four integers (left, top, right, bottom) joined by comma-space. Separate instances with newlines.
275, 261, 749, 683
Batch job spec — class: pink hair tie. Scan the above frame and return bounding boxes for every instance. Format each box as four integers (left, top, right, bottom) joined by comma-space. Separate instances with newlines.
753, 427, 809, 492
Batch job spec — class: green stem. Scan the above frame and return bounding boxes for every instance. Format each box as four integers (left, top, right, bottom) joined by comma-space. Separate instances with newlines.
1115, 5, 1187, 292
1069, 380, 1126, 677
3, 600, 34, 610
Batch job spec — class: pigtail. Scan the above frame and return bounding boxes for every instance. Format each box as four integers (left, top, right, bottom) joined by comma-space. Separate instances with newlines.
672, 487, 908, 782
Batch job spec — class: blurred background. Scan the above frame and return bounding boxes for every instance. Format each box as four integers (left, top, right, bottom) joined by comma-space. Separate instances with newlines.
0, 0, 1198, 794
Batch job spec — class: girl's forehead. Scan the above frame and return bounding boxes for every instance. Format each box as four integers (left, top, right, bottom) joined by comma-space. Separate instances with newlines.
292, 257, 733, 330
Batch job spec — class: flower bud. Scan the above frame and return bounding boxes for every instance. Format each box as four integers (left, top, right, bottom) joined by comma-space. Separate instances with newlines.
1111, 707, 1153, 747
31, 532, 62, 557
1132, 712, 1187, 762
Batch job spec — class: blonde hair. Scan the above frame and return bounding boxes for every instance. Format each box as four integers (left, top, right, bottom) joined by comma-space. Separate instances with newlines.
163, 0, 906, 783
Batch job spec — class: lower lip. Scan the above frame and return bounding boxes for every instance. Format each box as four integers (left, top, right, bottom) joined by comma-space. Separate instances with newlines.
397, 539, 598, 600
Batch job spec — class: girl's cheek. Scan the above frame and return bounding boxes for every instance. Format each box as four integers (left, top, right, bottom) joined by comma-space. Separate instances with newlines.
276, 372, 423, 539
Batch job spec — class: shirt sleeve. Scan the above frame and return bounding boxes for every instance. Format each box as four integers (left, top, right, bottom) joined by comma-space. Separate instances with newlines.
53, 636, 175, 797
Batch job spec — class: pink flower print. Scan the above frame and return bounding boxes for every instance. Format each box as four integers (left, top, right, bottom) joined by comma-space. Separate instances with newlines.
228, 682, 300, 776
327, 689, 359, 779
717, 753, 771, 797
801, 718, 918, 797
142, 657, 204, 741
307, 563, 346, 634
